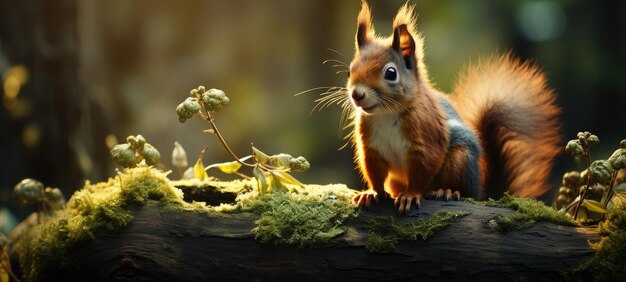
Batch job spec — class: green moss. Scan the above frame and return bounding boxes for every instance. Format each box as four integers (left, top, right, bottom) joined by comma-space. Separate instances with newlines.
118, 167, 185, 207
251, 184, 358, 247
13, 166, 190, 281
365, 211, 469, 253
568, 198, 626, 281
13, 167, 361, 280
468, 193, 576, 232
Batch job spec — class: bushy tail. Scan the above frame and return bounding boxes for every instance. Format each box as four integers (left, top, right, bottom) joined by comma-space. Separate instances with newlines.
452, 54, 561, 199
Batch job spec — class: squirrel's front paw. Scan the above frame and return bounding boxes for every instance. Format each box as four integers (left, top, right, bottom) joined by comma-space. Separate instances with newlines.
353, 190, 381, 208
427, 188, 461, 201
394, 192, 423, 213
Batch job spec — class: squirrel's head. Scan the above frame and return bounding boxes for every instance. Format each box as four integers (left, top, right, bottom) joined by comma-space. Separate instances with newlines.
347, 1, 427, 115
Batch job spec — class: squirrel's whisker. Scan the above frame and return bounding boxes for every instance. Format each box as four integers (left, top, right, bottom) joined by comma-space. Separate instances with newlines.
325, 47, 349, 62
294, 86, 346, 96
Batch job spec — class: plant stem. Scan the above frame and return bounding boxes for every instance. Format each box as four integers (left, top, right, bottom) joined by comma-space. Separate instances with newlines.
198, 101, 255, 167
573, 146, 592, 220
1, 248, 21, 282
196, 96, 293, 173
603, 170, 618, 207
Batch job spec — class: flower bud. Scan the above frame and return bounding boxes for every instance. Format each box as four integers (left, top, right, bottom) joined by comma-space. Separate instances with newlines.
587, 135, 599, 146
126, 136, 137, 147
141, 143, 161, 166
176, 98, 201, 123
289, 156, 310, 172
135, 135, 146, 148
589, 160, 614, 185
565, 140, 583, 157
111, 143, 139, 168
172, 141, 188, 169
13, 178, 44, 206
43, 187, 66, 211
202, 88, 230, 112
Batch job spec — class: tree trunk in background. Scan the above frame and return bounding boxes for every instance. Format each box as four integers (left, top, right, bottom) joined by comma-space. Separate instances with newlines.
0, 0, 110, 212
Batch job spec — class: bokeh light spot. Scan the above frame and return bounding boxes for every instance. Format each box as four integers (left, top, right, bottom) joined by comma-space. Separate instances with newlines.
516, 1, 566, 42
22, 123, 40, 148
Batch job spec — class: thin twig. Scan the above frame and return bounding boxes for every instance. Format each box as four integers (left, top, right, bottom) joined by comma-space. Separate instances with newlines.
197, 97, 290, 173
198, 100, 255, 168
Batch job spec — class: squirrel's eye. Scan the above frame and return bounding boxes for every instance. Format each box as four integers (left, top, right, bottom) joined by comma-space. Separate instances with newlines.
384, 67, 397, 81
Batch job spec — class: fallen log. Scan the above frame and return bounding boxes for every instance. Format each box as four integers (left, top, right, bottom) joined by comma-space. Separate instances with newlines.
9, 197, 595, 281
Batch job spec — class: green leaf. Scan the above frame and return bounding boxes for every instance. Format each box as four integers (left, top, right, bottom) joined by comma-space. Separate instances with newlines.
582, 199, 608, 214
206, 155, 252, 174
253, 165, 267, 194
269, 172, 288, 193
207, 161, 242, 174
563, 196, 581, 212
272, 171, 304, 187
193, 148, 210, 181
252, 146, 270, 164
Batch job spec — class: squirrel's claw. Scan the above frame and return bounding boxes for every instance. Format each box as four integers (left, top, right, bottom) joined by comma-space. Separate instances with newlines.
395, 192, 422, 213
353, 190, 379, 208
429, 188, 461, 201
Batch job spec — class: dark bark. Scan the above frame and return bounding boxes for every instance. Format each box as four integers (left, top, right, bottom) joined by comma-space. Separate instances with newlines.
10, 199, 596, 281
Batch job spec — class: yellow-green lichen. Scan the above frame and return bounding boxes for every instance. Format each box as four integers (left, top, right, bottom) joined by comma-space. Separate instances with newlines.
467, 193, 576, 232
568, 196, 626, 280
365, 211, 470, 253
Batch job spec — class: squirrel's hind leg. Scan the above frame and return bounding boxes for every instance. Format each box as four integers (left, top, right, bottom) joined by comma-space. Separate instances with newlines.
431, 145, 480, 200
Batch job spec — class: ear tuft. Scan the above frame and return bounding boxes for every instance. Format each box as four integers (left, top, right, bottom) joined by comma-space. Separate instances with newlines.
392, 24, 416, 69
356, 0, 374, 50
392, 3, 421, 70
392, 2, 417, 32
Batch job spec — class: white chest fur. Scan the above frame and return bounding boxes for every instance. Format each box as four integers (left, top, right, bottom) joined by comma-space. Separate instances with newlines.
366, 114, 411, 176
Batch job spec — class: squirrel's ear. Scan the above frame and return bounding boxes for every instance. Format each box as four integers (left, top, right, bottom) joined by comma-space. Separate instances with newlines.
355, 1, 374, 51
392, 24, 416, 70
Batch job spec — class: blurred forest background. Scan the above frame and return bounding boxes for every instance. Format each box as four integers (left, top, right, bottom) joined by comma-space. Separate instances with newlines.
1, 0, 624, 232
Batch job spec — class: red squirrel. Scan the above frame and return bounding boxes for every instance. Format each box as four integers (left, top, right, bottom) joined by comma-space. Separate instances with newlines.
348, 1, 561, 212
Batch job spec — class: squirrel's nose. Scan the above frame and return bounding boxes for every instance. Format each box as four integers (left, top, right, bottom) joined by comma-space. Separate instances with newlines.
351, 90, 365, 101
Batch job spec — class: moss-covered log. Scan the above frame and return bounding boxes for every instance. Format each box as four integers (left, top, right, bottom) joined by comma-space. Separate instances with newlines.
9, 198, 595, 281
